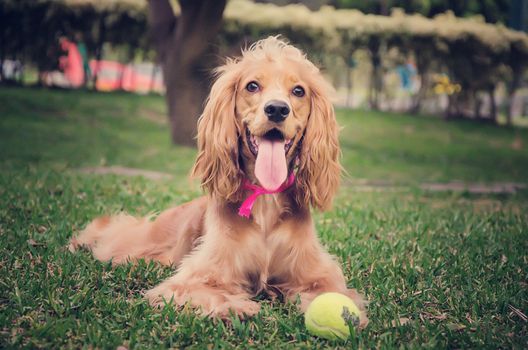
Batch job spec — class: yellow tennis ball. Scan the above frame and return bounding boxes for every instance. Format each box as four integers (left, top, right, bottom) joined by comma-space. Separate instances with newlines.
304, 292, 361, 340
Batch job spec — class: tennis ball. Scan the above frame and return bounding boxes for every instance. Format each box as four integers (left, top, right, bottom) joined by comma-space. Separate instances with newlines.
304, 292, 361, 340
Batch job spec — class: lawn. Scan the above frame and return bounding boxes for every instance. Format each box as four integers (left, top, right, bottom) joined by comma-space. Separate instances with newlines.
0, 87, 527, 349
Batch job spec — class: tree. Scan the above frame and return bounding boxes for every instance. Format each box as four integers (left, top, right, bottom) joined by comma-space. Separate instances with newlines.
148, 0, 227, 146
332, 0, 512, 24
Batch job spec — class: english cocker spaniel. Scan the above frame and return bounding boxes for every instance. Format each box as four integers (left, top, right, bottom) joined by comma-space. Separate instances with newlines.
70, 36, 367, 327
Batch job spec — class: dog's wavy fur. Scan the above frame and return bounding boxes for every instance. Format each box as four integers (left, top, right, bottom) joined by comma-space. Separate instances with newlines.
70, 37, 367, 326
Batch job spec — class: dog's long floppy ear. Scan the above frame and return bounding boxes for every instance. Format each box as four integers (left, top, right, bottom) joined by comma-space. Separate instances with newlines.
296, 77, 341, 211
192, 61, 242, 202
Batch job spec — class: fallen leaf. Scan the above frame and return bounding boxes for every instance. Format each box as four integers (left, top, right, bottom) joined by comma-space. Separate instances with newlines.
447, 323, 466, 331
508, 304, 528, 322
391, 317, 411, 327
511, 136, 523, 150
421, 312, 447, 321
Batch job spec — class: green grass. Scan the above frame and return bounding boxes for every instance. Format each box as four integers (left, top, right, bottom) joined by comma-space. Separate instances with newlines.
337, 108, 528, 184
1, 87, 527, 349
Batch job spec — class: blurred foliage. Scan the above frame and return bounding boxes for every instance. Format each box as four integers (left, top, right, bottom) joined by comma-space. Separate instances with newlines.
0, 0, 151, 77
331, 0, 512, 24
432, 74, 461, 95
1, 0, 527, 119
221, 0, 528, 117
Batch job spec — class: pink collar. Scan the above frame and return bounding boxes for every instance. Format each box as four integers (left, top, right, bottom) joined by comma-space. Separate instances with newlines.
238, 173, 296, 218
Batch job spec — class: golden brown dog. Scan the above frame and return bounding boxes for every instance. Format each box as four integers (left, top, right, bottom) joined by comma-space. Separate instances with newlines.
70, 36, 367, 326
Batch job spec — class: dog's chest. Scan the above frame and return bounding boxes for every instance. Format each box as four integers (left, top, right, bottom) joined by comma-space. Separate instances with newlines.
247, 195, 295, 293
251, 194, 283, 234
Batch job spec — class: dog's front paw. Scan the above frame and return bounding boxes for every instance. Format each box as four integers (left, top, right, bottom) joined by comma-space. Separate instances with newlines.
345, 288, 369, 328
211, 298, 261, 320
345, 288, 368, 309
145, 283, 180, 308
145, 282, 260, 320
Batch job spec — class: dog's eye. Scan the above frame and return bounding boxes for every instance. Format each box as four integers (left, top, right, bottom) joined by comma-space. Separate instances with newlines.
292, 86, 305, 97
246, 81, 260, 93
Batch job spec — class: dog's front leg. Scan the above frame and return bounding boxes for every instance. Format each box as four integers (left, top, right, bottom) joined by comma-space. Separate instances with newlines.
268, 211, 369, 328
145, 202, 264, 320
145, 276, 260, 320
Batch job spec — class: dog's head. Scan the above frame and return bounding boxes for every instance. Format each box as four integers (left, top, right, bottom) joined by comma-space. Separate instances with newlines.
192, 36, 340, 210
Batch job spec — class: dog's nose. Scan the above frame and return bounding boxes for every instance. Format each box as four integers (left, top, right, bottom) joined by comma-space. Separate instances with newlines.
264, 100, 290, 123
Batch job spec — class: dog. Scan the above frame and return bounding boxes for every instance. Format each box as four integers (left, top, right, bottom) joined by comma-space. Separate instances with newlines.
70, 36, 367, 327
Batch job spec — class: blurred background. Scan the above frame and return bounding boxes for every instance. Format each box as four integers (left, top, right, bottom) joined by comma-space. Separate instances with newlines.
2, 2, 528, 348
1, 0, 528, 146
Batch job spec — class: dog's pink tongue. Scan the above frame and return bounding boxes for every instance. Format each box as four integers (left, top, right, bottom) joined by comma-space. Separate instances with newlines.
255, 138, 287, 191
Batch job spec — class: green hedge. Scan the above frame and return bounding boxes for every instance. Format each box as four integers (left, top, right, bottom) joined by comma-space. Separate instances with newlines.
2, 0, 527, 117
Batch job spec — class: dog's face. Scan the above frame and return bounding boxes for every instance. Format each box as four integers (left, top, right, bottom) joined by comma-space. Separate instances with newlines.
193, 37, 341, 210
236, 58, 311, 191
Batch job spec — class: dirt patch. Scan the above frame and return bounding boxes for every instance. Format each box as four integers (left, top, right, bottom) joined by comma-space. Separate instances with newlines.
139, 107, 167, 125
78, 169, 526, 194
419, 181, 526, 194
347, 179, 527, 194
78, 166, 172, 180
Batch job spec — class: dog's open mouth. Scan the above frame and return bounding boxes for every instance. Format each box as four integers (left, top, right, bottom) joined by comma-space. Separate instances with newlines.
245, 127, 294, 191
246, 128, 294, 157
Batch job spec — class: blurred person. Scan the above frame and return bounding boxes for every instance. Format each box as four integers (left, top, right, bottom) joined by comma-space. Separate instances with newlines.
1, 59, 23, 83
75, 32, 91, 87
58, 36, 84, 88
38, 35, 64, 86
396, 59, 417, 92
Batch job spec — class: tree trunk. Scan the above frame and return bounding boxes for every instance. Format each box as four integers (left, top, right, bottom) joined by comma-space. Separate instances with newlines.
507, 67, 522, 125
92, 14, 107, 90
345, 63, 353, 107
0, 31, 4, 82
119, 47, 135, 91
507, 89, 516, 126
369, 57, 381, 110
488, 87, 497, 123
368, 39, 382, 110
410, 53, 429, 114
474, 90, 482, 119
344, 51, 354, 108
149, 64, 158, 93
410, 72, 427, 114
148, 0, 226, 146
445, 92, 464, 120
